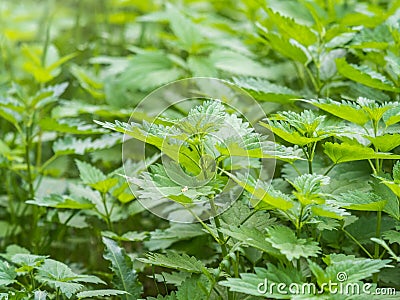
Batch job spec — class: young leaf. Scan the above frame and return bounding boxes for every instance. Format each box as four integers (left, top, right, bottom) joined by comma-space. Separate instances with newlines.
26, 194, 94, 210
323, 142, 400, 164
266, 226, 321, 261
333, 191, 387, 211
102, 237, 142, 299
336, 58, 400, 92
137, 251, 207, 274
0, 261, 16, 286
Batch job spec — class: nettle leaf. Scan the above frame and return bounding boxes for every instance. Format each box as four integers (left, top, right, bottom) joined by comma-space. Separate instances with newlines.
11, 254, 47, 272
306, 98, 369, 125
94, 120, 201, 174
27, 194, 94, 210
118, 51, 184, 91
367, 134, 400, 152
76, 289, 129, 299
261, 110, 337, 146
220, 263, 304, 298
210, 49, 271, 78
382, 229, 400, 245
323, 142, 400, 164
175, 275, 211, 300
336, 58, 400, 92
53, 134, 122, 155
258, 29, 310, 65
220, 227, 282, 257
232, 77, 299, 103
266, 226, 321, 261
333, 191, 387, 211
144, 223, 205, 251
263, 7, 318, 46
39, 118, 106, 134
102, 237, 142, 299
310, 254, 391, 286
75, 160, 118, 193
288, 174, 330, 205
384, 105, 400, 127
36, 259, 103, 298
130, 163, 217, 204
138, 251, 207, 274
166, 4, 203, 52
0, 260, 16, 286
226, 173, 293, 210
356, 97, 396, 123
176, 100, 226, 135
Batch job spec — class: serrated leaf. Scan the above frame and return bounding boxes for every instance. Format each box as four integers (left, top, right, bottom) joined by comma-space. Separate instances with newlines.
26, 194, 94, 210
336, 58, 400, 92
307, 98, 369, 126
102, 237, 142, 299
333, 191, 387, 211
367, 134, 400, 152
382, 230, 400, 245
0, 260, 16, 286
138, 251, 206, 274
144, 223, 205, 251
36, 259, 102, 298
288, 174, 329, 205
264, 8, 318, 46
220, 227, 282, 257
226, 173, 293, 210
323, 142, 400, 164
266, 226, 321, 261
53, 134, 122, 155
310, 254, 391, 286
220, 264, 304, 298
175, 275, 210, 300
39, 118, 106, 134
76, 289, 128, 299
258, 30, 310, 65
75, 160, 106, 184
232, 77, 298, 103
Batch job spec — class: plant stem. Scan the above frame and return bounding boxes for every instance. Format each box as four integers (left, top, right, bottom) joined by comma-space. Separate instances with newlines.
342, 229, 373, 258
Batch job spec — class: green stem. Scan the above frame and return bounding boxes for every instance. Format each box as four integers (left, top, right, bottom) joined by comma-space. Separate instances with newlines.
101, 192, 113, 231
342, 229, 373, 258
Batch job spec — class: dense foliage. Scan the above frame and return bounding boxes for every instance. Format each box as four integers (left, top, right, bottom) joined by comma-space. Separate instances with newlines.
0, 0, 400, 299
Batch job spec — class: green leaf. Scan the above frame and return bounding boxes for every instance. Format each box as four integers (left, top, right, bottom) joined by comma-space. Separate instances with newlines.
102, 238, 142, 299
310, 254, 391, 286
36, 259, 102, 298
137, 251, 207, 274
75, 160, 106, 184
382, 229, 400, 245
39, 118, 106, 134
144, 224, 205, 251
323, 142, 400, 164
166, 4, 203, 52
27, 194, 94, 210
0, 260, 16, 286
175, 275, 211, 300
70, 64, 104, 99
220, 264, 304, 298
12, 254, 47, 273
210, 49, 272, 78
76, 290, 129, 299
220, 227, 282, 257
53, 134, 122, 155
266, 226, 321, 261
333, 191, 387, 211
232, 77, 299, 103
336, 58, 400, 92
264, 7, 318, 46
307, 98, 369, 126
367, 134, 400, 152
258, 30, 310, 64
225, 173, 293, 210
288, 174, 329, 205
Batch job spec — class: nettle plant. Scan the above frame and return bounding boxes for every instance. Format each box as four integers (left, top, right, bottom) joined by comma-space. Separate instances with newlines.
97, 98, 400, 299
